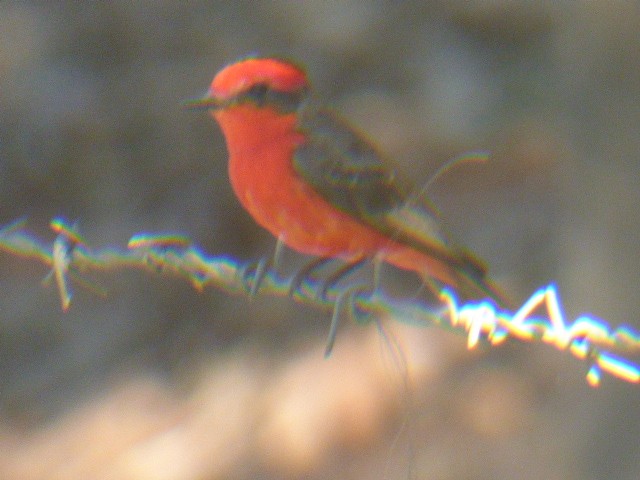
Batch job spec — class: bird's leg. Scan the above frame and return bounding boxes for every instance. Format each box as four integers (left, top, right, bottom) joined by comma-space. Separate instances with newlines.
318, 258, 372, 356
318, 258, 368, 302
291, 257, 377, 356
324, 282, 370, 357
241, 235, 286, 297
342, 256, 384, 326
287, 256, 333, 296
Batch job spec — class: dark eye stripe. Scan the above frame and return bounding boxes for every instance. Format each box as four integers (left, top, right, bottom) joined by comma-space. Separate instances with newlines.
229, 83, 308, 113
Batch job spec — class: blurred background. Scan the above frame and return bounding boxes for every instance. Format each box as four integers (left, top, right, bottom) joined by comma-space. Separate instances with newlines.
1, 2, 639, 479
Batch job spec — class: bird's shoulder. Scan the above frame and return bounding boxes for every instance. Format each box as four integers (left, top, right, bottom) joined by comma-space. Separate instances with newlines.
293, 103, 405, 217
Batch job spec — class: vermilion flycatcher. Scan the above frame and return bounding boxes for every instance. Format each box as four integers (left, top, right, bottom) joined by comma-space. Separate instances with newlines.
188, 57, 503, 303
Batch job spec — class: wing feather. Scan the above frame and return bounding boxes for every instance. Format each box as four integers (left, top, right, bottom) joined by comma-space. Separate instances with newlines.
294, 105, 487, 279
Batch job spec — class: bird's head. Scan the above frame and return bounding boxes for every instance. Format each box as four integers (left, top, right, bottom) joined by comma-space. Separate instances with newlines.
185, 57, 309, 112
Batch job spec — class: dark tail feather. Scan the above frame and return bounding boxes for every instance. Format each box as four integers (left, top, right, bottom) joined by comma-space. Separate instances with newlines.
453, 267, 513, 310
420, 262, 512, 310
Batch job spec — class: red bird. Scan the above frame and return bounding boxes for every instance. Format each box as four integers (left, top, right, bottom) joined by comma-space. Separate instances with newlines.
189, 57, 503, 304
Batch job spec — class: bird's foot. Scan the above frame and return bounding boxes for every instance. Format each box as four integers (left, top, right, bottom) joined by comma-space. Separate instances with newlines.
240, 236, 286, 298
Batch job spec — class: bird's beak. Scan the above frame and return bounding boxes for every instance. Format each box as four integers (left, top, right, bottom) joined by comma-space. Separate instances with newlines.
182, 95, 222, 110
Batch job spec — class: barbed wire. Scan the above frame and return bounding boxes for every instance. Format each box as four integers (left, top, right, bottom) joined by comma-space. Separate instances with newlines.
1, 217, 638, 387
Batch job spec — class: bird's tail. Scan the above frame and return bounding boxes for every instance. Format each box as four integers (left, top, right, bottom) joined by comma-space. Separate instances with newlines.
419, 250, 512, 310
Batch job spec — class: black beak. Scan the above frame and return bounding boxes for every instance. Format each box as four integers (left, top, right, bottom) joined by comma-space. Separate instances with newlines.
182, 95, 221, 110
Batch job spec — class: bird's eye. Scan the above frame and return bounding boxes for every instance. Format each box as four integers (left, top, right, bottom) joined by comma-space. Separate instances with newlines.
238, 82, 306, 113
246, 83, 270, 105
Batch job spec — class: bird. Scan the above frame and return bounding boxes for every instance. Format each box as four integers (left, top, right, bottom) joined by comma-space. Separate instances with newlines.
186, 57, 505, 308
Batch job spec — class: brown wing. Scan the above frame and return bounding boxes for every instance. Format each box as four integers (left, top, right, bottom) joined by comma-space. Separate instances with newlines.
293, 105, 487, 280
